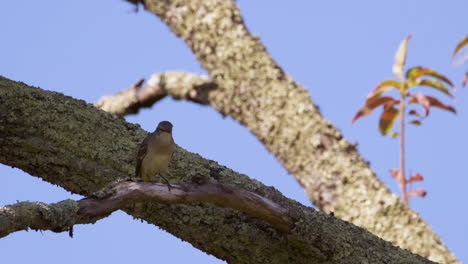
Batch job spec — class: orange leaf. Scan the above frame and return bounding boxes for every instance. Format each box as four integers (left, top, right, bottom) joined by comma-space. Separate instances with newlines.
367, 80, 403, 99
393, 35, 412, 80
409, 120, 421, 126
408, 173, 424, 183
452, 35, 468, 58
407, 189, 427, 197
352, 96, 398, 123
379, 105, 400, 135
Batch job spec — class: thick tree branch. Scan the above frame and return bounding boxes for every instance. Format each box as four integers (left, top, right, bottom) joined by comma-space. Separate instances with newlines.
0, 177, 291, 238
108, 0, 458, 262
0, 76, 435, 263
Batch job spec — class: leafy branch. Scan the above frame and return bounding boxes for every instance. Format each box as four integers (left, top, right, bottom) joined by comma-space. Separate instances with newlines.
353, 35, 456, 204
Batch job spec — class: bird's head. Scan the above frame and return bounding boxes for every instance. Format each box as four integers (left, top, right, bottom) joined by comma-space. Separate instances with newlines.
156, 121, 173, 133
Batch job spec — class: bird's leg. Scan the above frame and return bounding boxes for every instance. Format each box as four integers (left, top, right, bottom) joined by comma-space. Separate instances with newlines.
158, 173, 172, 191
126, 175, 144, 182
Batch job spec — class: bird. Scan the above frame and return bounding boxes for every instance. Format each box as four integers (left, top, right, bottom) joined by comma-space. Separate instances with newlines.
135, 121, 176, 190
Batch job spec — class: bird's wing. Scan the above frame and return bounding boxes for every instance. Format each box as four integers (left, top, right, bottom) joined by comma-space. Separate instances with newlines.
135, 134, 150, 177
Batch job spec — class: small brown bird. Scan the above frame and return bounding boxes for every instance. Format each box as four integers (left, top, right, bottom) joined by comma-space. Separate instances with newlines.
135, 121, 176, 189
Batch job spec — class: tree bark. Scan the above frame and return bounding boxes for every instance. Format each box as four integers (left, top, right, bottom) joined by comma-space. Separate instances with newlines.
95, 1, 457, 262
0, 76, 436, 263
94, 72, 214, 116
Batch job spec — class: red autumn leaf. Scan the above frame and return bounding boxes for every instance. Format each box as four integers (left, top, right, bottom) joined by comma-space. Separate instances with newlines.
427, 96, 457, 113
409, 93, 431, 117
393, 35, 412, 80
379, 105, 400, 135
408, 109, 424, 119
406, 66, 454, 88
367, 80, 403, 99
417, 95, 457, 114
407, 189, 427, 197
452, 35, 468, 58
408, 173, 424, 183
352, 96, 398, 123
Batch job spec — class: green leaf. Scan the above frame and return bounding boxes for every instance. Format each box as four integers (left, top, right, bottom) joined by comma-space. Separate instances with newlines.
417, 79, 453, 98
406, 66, 454, 87
393, 35, 412, 80
367, 80, 403, 99
379, 105, 400, 135
352, 96, 398, 123
409, 120, 421, 126
452, 35, 468, 58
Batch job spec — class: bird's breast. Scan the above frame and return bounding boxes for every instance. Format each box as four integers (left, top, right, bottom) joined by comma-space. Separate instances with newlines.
142, 150, 172, 174
141, 131, 175, 177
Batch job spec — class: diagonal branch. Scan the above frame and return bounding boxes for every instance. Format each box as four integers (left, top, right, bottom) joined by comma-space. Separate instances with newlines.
94, 72, 215, 116
0, 76, 436, 263
0, 176, 291, 238
109, 0, 458, 262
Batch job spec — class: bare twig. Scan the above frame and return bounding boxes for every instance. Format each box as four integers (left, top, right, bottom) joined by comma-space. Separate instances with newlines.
79, 175, 291, 232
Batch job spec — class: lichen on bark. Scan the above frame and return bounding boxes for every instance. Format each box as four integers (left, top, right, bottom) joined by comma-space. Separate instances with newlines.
132, 0, 458, 262
0, 76, 435, 263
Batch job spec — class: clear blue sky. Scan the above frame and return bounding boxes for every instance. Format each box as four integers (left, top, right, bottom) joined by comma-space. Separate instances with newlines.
1, 1, 467, 263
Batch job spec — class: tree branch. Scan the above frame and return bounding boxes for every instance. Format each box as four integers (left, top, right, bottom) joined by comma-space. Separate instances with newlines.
80, 176, 291, 232
107, 0, 459, 262
0, 76, 436, 263
0, 200, 79, 238
94, 72, 215, 116
0, 176, 291, 238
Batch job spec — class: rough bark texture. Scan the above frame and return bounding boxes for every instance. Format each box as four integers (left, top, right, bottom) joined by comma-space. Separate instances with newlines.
94, 73, 214, 116
0, 200, 79, 238
0, 76, 437, 263
115, 1, 459, 263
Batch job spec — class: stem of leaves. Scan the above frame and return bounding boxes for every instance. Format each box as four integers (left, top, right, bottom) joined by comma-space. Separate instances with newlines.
400, 93, 408, 204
